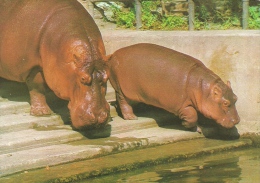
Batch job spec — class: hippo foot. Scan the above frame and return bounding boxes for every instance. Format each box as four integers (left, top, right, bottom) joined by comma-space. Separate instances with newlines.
188, 126, 202, 134
196, 126, 202, 134
122, 113, 138, 120
30, 105, 52, 116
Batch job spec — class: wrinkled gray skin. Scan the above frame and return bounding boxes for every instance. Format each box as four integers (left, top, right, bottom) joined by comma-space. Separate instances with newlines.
108, 43, 240, 130
0, 0, 110, 130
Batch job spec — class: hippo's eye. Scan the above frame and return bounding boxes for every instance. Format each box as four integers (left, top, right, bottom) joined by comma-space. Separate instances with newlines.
223, 100, 230, 107
78, 71, 92, 85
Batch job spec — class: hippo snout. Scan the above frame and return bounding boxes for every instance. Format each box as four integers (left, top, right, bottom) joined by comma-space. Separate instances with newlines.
218, 115, 240, 129
69, 102, 110, 130
85, 108, 109, 124
232, 116, 240, 125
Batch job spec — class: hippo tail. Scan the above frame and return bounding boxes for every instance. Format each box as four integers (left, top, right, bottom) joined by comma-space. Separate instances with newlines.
105, 54, 112, 62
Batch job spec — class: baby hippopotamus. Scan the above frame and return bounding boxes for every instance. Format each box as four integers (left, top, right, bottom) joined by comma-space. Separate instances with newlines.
108, 43, 240, 130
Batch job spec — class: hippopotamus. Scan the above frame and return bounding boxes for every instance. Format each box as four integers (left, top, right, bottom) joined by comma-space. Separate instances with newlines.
0, 0, 110, 129
108, 43, 240, 130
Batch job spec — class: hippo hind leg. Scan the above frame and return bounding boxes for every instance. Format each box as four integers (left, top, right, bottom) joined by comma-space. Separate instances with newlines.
179, 106, 199, 132
26, 67, 52, 116
116, 90, 137, 120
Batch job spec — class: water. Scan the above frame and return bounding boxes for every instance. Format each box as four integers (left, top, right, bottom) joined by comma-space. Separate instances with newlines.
85, 148, 260, 183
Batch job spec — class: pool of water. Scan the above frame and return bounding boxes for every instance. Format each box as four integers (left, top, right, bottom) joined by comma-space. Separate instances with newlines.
86, 148, 260, 183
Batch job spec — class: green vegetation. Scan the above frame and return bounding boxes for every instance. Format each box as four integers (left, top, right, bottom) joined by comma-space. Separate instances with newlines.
111, 4, 136, 28
111, 1, 188, 30
249, 6, 260, 29
110, 0, 260, 30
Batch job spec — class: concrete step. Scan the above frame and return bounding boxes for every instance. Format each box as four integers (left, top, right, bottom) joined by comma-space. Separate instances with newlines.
0, 113, 64, 133
0, 101, 30, 115
0, 116, 202, 177
0, 97, 7, 101
0, 114, 194, 152
0, 138, 252, 183
0, 126, 84, 155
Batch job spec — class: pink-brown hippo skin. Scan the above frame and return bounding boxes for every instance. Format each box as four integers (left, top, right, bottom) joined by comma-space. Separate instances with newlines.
0, 0, 110, 130
108, 43, 240, 130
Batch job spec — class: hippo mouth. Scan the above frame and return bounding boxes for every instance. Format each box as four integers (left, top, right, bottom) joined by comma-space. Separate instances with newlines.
77, 112, 109, 130
70, 111, 110, 130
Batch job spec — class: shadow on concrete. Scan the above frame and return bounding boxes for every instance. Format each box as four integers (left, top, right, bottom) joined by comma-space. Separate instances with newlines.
198, 113, 240, 140
113, 101, 240, 140
112, 102, 184, 128
0, 78, 30, 102
0, 78, 71, 124
78, 124, 112, 139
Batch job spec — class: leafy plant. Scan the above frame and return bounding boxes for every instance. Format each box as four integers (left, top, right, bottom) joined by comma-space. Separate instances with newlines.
249, 6, 260, 29
111, 4, 135, 28
141, 1, 160, 29
161, 16, 188, 30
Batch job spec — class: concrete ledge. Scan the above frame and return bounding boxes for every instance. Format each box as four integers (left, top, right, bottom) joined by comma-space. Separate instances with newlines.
0, 138, 252, 183
0, 120, 202, 176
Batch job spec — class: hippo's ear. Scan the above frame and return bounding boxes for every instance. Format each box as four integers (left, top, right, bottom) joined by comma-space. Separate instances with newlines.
72, 44, 93, 68
212, 85, 223, 101
227, 81, 231, 89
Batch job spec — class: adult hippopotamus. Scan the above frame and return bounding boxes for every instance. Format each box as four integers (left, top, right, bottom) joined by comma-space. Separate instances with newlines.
0, 0, 110, 129
108, 43, 240, 130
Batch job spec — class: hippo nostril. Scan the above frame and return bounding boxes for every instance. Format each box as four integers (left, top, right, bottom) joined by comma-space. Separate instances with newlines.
98, 111, 108, 123
231, 116, 240, 124
235, 118, 240, 125
87, 111, 96, 122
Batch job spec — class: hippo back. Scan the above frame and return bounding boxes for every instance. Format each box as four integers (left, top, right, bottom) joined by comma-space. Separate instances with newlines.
109, 43, 212, 113
0, 0, 105, 82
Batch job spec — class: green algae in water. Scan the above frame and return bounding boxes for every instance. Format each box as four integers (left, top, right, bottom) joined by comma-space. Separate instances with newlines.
84, 148, 260, 183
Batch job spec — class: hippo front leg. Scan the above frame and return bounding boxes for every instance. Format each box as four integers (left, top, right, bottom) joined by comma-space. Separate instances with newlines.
179, 106, 200, 132
116, 90, 137, 120
26, 68, 52, 116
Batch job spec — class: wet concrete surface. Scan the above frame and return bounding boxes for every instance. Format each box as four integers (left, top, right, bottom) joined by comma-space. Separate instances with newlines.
0, 139, 252, 183
86, 147, 260, 183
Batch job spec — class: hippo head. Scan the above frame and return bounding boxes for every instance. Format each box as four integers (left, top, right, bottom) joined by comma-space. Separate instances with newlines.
43, 39, 110, 130
67, 66, 110, 130
201, 81, 240, 129
67, 42, 110, 130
